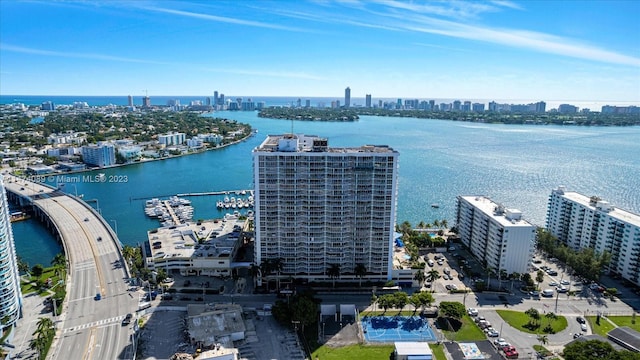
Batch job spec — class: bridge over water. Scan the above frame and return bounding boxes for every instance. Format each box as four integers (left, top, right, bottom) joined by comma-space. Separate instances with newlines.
5, 175, 138, 360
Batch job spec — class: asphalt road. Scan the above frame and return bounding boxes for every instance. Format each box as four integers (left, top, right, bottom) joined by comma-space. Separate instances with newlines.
5, 176, 138, 360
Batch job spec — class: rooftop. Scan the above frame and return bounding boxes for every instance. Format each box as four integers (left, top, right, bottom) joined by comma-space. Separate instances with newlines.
459, 195, 535, 228
147, 214, 245, 261
608, 326, 640, 352
553, 187, 640, 227
255, 133, 397, 154
186, 304, 245, 347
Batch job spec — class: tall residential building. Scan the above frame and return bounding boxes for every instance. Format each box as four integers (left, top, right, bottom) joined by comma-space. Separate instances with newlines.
41, 101, 55, 111
81, 143, 116, 167
142, 96, 151, 108
127, 95, 134, 107
344, 87, 351, 108
546, 187, 640, 286
158, 132, 186, 146
213, 91, 219, 107
0, 175, 22, 330
456, 196, 536, 275
365, 94, 372, 108
252, 134, 399, 282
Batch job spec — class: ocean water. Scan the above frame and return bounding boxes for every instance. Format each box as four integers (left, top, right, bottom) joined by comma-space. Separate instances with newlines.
8, 110, 640, 265
11, 219, 62, 268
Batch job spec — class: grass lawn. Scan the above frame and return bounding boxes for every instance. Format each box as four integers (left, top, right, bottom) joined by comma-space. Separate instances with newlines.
441, 315, 486, 341
430, 343, 446, 360
311, 344, 394, 360
311, 343, 447, 360
496, 310, 568, 334
606, 316, 640, 332
587, 316, 617, 337
533, 344, 552, 357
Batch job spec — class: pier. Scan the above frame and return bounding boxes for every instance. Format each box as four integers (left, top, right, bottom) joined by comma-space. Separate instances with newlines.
131, 189, 253, 201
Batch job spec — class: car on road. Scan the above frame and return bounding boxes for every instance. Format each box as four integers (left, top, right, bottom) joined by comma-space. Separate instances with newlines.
494, 338, 507, 346
487, 330, 500, 337
94, 293, 101, 301
97, 236, 102, 242
581, 323, 588, 332
475, 316, 486, 323
467, 308, 478, 316
84, 217, 89, 222
122, 313, 132, 326
576, 317, 586, 324
573, 333, 583, 339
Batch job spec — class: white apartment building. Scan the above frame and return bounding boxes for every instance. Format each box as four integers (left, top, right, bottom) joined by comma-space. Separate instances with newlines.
252, 134, 399, 282
0, 176, 22, 330
81, 143, 115, 167
546, 186, 640, 286
158, 132, 186, 146
456, 196, 536, 275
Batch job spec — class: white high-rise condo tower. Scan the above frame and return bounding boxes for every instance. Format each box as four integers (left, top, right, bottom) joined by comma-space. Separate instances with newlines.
546, 186, 640, 287
252, 134, 399, 282
0, 175, 22, 330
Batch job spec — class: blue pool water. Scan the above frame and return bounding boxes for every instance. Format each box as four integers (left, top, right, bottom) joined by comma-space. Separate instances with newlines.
361, 315, 437, 342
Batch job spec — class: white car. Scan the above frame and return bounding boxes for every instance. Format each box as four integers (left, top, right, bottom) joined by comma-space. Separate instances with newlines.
494, 338, 506, 345
549, 281, 558, 287
561, 279, 570, 285
487, 330, 500, 337
467, 308, 479, 316
581, 323, 588, 332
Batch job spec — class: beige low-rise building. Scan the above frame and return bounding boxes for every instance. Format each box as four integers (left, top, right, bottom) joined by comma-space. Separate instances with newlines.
144, 214, 247, 277
186, 304, 245, 347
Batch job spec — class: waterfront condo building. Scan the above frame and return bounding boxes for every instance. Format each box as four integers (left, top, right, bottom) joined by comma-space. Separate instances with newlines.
455, 196, 536, 275
0, 176, 22, 330
546, 187, 640, 286
344, 87, 351, 108
252, 134, 399, 282
81, 143, 116, 167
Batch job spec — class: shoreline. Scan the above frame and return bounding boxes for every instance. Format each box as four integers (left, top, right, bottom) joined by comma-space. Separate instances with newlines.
16, 129, 257, 178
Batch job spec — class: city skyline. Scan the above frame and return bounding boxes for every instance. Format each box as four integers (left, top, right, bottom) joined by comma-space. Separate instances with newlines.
1, 1, 639, 102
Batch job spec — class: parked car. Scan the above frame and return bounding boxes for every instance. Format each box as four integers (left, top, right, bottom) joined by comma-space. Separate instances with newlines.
494, 338, 507, 346
561, 279, 570, 285
467, 308, 479, 316
581, 323, 588, 332
487, 330, 500, 337
577, 317, 586, 324
549, 281, 558, 287
529, 290, 540, 297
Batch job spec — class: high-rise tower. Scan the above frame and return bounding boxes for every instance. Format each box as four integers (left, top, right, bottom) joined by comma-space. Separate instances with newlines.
252, 134, 399, 282
0, 175, 22, 330
344, 87, 351, 108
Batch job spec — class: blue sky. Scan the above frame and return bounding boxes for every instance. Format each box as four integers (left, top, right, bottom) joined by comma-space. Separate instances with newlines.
1, 0, 639, 103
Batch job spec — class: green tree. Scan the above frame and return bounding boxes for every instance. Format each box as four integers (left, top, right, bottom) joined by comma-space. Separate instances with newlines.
563, 339, 618, 360
525, 308, 541, 327
439, 301, 466, 320
17, 255, 30, 274
327, 264, 341, 288
354, 263, 367, 288
537, 334, 548, 346
291, 295, 318, 332
413, 269, 426, 288
31, 264, 44, 279
536, 270, 545, 289
426, 269, 441, 287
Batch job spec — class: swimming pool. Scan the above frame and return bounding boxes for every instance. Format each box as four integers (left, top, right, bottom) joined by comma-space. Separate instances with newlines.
361, 315, 437, 342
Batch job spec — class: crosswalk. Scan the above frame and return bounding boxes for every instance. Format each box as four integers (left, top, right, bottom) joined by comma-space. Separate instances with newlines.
63, 316, 126, 333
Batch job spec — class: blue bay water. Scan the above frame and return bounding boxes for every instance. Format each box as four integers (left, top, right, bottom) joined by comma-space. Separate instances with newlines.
8, 110, 640, 265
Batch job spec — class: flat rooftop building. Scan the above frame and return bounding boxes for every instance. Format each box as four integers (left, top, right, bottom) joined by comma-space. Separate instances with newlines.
546, 187, 640, 286
144, 214, 246, 278
456, 196, 536, 275
252, 134, 399, 282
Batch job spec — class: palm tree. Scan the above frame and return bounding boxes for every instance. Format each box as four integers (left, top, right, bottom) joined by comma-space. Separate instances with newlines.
31, 317, 55, 358
417, 221, 426, 229
509, 272, 520, 292
498, 269, 508, 289
413, 269, 426, 288
486, 267, 496, 289
249, 263, 260, 287
441, 219, 448, 229
537, 334, 549, 346
525, 307, 540, 327
426, 269, 440, 291
273, 258, 284, 290
545, 312, 558, 328
354, 263, 367, 287
433, 219, 441, 228
327, 264, 341, 288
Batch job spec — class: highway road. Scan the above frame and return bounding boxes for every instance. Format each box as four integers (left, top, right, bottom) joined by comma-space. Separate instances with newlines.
5, 175, 138, 360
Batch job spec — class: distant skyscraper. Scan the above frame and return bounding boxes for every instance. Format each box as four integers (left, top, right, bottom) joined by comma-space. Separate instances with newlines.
127, 95, 133, 107
535, 101, 546, 113
41, 101, 55, 111
142, 96, 151, 108
0, 176, 23, 330
219, 94, 225, 107
365, 94, 372, 108
305, 99, 311, 108
214, 91, 219, 107
344, 87, 351, 108
253, 134, 399, 282
296, 98, 302, 108
429, 100, 435, 111
452, 100, 461, 111
206, 97, 211, 106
